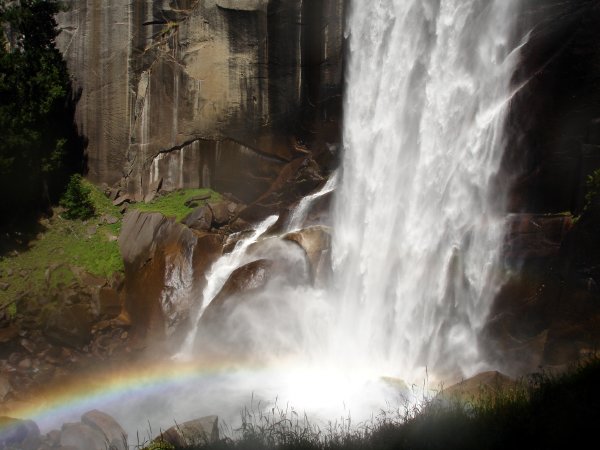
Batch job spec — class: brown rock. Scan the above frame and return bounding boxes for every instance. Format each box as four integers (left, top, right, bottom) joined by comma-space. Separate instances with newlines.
442, 371, 516, 403
81, 410, 127, 450
60, 422, 108, 450
43, 304, 93, 349
208, 202, 231, 226
0, 375, 11, 401
182, 206, 213, 232
0, 324, 19, 344
284, 226, 332, 286
112, 195, 130, 207
160, 415, 219, 447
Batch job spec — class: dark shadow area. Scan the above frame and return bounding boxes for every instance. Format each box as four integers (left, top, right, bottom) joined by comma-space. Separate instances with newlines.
0, 0, 88, 252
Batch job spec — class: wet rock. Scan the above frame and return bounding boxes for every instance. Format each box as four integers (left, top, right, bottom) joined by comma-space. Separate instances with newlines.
212, 260, 273, 308
284, 226, 332, 286
119, 210, 222, 340
240, 158, 325, 222
60, 422, 109, 450
183, 206, 213, 232
161, 415, 219, 447
81, 410, 127, 450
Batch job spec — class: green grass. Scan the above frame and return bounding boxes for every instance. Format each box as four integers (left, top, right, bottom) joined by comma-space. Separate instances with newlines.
0, 179, 124, 311
133, 188, 222, 222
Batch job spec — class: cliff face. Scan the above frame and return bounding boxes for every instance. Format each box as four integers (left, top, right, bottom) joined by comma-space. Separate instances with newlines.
56, 0, 345, 202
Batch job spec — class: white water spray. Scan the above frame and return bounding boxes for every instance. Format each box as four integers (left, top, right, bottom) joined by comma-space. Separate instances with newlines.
331, 0, 519, 381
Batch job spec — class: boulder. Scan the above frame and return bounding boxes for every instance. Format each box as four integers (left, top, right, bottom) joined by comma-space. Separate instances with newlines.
182, 206, 213, 232
0, 417, 40, 449
60, 422, 110, 450
284, 226, 332, 286
208, 202, 231, 227
441, 371, 515, 403
160, 415, 219, 447
119, 210, 223, 341
81, 410, 127, 450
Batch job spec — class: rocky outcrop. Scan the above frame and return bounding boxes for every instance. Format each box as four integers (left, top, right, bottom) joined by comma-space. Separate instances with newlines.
284, 226, 332, 286
56, 0, 345, 202
484, 0, 600, 376
484, 208, 600, 375
119, 210, 224, 344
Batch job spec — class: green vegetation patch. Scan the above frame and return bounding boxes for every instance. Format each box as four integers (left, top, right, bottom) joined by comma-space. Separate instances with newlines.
0, 179, 123, 309
133, 188, 222, 222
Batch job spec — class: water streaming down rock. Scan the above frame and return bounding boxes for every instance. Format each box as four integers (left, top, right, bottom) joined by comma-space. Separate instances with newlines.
287, 172, 339, 231
332, 0, 520, 380
176, 215, 280, 360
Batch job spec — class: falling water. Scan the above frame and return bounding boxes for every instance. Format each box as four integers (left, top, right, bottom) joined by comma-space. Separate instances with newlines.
331, 0, 519, 380
287, 171, 339, 231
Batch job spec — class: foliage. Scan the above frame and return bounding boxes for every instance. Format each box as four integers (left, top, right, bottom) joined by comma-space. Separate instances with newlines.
0, 0, 82, 223
60, 174, 95, 220
0, 179, 123, 309
144, 440, 176, 450
134, 188, 222, 222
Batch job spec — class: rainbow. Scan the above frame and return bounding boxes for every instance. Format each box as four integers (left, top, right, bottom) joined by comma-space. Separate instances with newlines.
0, 360, 259, 432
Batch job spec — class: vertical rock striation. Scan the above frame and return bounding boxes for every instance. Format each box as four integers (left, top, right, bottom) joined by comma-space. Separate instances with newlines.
56, 0, 345, 202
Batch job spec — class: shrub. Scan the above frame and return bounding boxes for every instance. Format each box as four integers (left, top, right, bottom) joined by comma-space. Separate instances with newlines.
59, 174, 95, 220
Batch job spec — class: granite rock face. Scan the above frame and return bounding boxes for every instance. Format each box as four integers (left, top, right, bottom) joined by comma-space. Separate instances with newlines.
56, 0, 345, 202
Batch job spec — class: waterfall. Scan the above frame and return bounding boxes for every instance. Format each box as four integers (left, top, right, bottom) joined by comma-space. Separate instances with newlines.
161, 0, 522, 433
179, 0, 520, 383
331, 0, 519, 380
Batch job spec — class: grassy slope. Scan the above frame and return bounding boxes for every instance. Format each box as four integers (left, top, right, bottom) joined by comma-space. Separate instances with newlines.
134, 188, 222, 222
0, 180, 124, 311
0, 185, 223, 315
